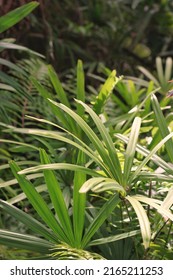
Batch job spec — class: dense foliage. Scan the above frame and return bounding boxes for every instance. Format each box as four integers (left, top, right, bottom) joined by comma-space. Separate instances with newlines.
0, 1, 173, 260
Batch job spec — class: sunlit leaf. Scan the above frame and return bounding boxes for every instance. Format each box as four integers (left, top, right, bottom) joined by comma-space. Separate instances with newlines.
126, 195, 151, 249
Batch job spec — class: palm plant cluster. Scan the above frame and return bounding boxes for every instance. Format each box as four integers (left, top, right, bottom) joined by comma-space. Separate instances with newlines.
0, 2, 173, 260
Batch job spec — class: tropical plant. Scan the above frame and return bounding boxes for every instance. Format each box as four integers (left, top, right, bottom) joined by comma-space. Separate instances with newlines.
1, 60, 173, 259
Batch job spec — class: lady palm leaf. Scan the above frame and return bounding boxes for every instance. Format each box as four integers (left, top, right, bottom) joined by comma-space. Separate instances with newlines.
93, 70, 122, 114
0, 230, 52, 254
76, 99, 123, 183
151, 93, 173, 163
134, 195, 173, 221
0, 118, 111, 177
116, 133, 173, 177
126, 195, 151, 249
0, 200, 58, 243
73, 151, 86, 247
123, 117, 141, 186
9, 161, 70, 243
39, 149, 75, 245
81, 193, 121, 248
89, 230, 140, 246
79, 177, 125, 195
128, 132, 173, 183
76, 60, 85, 117
48, 99, 122, 183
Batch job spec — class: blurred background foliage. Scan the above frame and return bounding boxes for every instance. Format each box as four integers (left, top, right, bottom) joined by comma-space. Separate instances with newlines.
1, 0, 173, 75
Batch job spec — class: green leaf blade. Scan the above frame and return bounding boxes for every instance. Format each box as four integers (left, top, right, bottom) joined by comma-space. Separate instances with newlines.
123, 117, 141, 186
9, 161, 69, 243
0, 2, 39, 33
81, 193, 121, 248
0, 199, 58, 243
76, 60, 85, 117
0, 230, 52, 253
73, 151, 86, 247
39, 149, 75, 245
151, 93, 173, 163
126, 195, 151, 249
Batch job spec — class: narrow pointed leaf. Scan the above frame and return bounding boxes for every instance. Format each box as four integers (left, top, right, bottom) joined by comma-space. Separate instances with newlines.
151, 93, 173, 163
0, 199, 58, 243
81, 193, 121, 248
48, 99, 114, 178
73, 151, 86, 246
123, 117, 141, 185
18, 163, 100, 178
9, 161, 69, 243
115, 133, 173, 176
165, 57, 173, 82
93, 70, 122, 114
162, 187, 173, 210
76, 100, 123, 183
80, 177, 126, 195
156, 57, 164, 85
76, 60, 85, 117
126, 195, 151, 249
0, 2, 39, 33
48, 65, 70, 107
128, 132, 173, 183
31, 78, 72, 131
135, 195, 173, 221
89, 230, 140, 246
0, 230, 52, 253
39, 149, 74, 245
23, 116, 110, 175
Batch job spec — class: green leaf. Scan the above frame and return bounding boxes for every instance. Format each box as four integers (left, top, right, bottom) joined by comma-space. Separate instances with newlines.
89, 230, 140, 246
151, 94, 173, 163
31, 78, 74, 131
73, 151, 86, 247
26, 118, 110, 173
76, 60, 85, 117
126, 195, 151, 249
48, 99, 115, 178
0, 173, 43, 188
80, 177, 126, 196
117, 132, 173, 184
138, 172, 173, 183
18, 162, 100, 178
9, 161, 69, 243
39, 149, 74, 245
122, 87, 160, 133
135, 195, 173, 221
115, 133, 173, 176
81, 193, 121, 248
48, 65, 70, 108
93, 70, 122, 114
0, 58, 25, 74
0, 199, 58, 243
7, 185, 47, 204
0, 2, 39, 33
162, 187, 173, 210
123, 117, 141, 186
0, 41, 44, 57
0, 121, 109, 176
76, 100, 123, 184
0, 230, 52, 253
